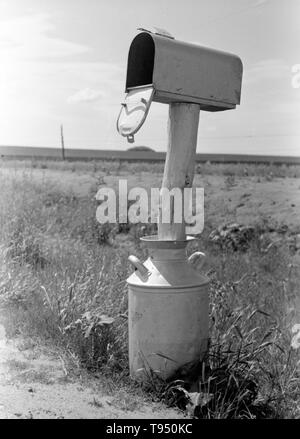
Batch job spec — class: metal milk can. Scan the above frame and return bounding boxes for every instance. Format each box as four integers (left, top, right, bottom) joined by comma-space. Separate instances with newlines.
127, 235, 209, 380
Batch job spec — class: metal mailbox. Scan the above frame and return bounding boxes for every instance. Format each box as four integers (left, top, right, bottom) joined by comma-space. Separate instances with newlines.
117, 29, 243, 141
126, 31, 243, 110
117, 28, 244, 381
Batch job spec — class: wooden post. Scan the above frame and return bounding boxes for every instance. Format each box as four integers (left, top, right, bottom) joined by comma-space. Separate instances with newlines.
158, 103, 200, 241
60, 124, 65, 161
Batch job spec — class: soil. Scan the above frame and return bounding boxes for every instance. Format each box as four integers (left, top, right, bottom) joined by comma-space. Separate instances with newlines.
1, 165, 299, 419
1, 167, 299, 230
0, 324, 185, 419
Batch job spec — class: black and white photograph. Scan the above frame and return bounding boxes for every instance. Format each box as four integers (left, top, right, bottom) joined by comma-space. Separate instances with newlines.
0, 0, 299, 423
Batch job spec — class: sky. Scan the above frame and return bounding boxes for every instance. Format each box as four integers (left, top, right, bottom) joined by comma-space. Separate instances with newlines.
0, 0, 299, 156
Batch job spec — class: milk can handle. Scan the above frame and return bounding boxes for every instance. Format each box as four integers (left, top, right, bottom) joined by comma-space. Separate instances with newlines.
128, 255, 149, 278
188, 251, 206, 268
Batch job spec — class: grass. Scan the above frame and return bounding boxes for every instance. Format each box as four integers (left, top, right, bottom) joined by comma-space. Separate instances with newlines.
1, 156, 300, 178
0, 158, 299, 418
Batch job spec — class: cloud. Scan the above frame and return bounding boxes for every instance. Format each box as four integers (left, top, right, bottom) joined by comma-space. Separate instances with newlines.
0, 13, 123, 105
270, 101, 300, 115
68, 87, 106, 103
243, 59, 291, 84
253, 0, 268, 6
0, 12, 124, 147
0, 13, 91, 60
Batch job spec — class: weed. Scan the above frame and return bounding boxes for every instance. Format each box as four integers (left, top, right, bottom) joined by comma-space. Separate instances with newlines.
0, 161, 299, 418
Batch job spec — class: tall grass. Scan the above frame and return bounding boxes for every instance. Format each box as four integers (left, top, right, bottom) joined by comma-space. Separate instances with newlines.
0, 162, 299, 418
1, 156, 300, 178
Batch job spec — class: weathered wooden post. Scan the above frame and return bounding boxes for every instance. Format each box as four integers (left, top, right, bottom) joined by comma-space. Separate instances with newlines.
117, 28, 243, 380
158, 103, 200, 241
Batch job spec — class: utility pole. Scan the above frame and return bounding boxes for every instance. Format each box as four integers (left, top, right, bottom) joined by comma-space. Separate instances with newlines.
60, 124, 65, 161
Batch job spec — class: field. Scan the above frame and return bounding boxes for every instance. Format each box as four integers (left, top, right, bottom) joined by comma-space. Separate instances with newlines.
0, 157, 299, 419
1, 145, 300, 164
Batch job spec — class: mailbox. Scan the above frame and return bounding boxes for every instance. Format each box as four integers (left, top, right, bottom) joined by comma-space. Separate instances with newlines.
117, 30, 243, 141
118, 28, 244, 380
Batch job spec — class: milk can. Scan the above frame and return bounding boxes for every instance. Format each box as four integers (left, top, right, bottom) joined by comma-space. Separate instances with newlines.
127, 235, 209, 380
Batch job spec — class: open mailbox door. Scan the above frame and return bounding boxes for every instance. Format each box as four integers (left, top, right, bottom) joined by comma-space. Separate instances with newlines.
116, 85, 154, 143
117, 28, 242, 143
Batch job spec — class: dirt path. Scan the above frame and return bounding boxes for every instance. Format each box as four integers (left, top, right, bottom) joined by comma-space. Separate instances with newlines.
0, 324, 185, 419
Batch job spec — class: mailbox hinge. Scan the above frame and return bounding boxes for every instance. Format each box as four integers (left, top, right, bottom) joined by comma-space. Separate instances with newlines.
137, 26, 175, 39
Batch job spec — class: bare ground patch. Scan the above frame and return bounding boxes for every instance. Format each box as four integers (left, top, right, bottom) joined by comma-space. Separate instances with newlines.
0, 324, 185, 419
